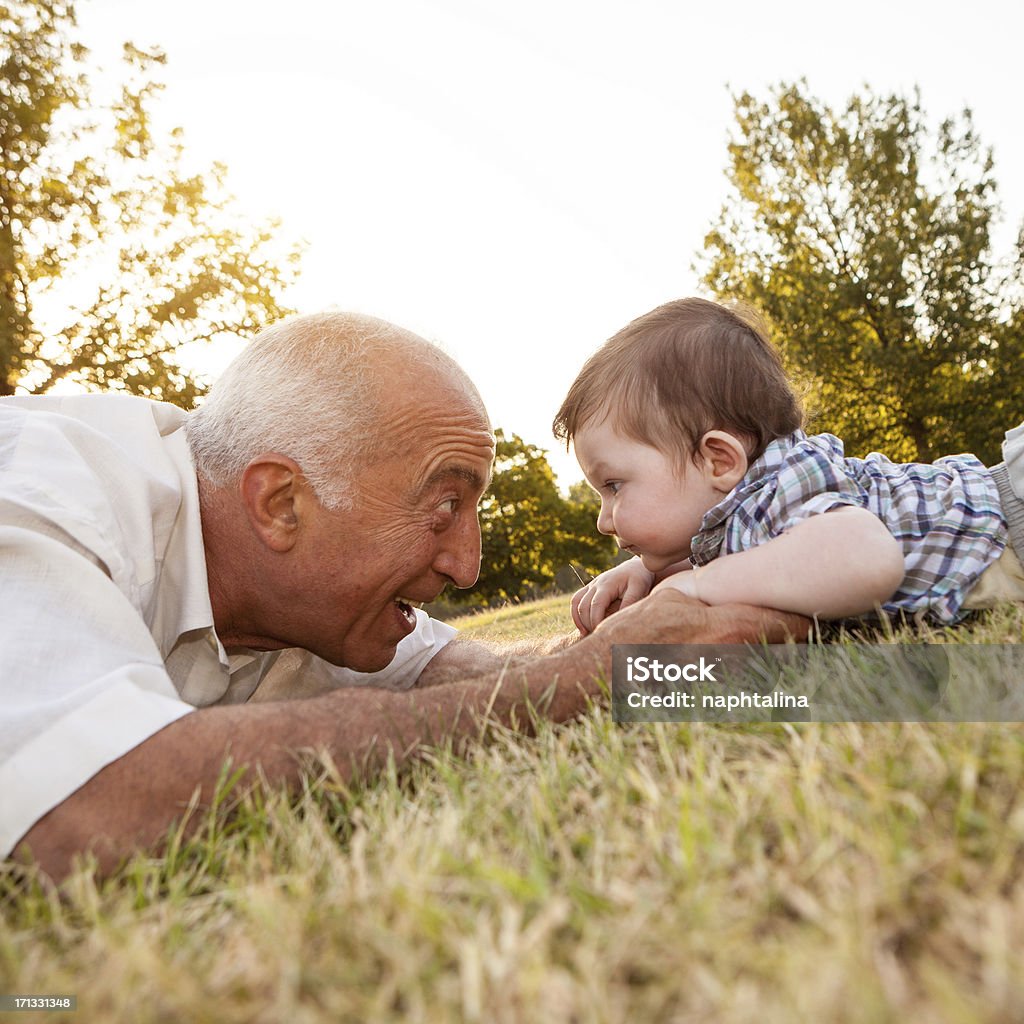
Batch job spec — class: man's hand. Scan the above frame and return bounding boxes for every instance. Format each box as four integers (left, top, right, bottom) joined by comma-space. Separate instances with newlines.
571, 558, 655, 635
591, 587, 811, 646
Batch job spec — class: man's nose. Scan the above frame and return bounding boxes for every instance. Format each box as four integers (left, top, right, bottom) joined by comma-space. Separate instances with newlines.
434, 513, 482, 588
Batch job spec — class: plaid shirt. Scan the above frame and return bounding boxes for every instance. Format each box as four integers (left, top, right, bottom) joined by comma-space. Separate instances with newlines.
689, 431, 1007, 624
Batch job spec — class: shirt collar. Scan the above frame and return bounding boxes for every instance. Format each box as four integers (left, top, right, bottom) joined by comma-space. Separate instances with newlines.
148, 427, 229, 669
689, 431, 809, 564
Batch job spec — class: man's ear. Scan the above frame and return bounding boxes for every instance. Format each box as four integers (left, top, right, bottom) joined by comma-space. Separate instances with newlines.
239, 454, 307, 552
697, 431, 749, 493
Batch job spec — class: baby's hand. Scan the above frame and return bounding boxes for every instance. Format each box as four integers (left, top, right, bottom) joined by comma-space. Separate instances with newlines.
571, 558, 656, 635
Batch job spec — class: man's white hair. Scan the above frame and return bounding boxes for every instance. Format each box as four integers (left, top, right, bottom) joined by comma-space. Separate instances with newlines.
186, 311, 466, 509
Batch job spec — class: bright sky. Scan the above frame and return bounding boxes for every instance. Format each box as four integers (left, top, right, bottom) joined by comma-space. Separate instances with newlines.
77, 0, 1024, 487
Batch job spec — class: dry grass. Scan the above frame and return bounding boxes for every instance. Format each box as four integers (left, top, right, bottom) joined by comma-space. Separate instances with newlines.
3, 598, 1024, 1022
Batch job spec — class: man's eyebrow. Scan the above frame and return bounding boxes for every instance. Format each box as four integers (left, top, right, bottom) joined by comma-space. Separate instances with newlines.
422, 465, 490, 493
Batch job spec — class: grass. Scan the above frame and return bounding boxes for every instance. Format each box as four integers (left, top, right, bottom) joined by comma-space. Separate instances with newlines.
445, 594, 576, 643
3, 597, 1024, 1022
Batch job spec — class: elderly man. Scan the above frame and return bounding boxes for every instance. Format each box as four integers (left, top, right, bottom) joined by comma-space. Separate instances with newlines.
1, 312, 802, 879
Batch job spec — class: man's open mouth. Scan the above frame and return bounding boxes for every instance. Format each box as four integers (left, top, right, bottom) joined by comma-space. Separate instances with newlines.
394, 598, 421, 626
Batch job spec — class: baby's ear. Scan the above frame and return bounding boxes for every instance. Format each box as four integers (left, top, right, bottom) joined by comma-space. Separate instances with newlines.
698, 431, 749, 493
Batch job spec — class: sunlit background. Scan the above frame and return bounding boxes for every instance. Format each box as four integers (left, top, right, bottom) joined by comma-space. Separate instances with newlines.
75, 0, 1024, 486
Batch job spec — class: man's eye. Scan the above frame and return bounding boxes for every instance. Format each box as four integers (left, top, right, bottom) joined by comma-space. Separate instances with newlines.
432, 498, 458, 526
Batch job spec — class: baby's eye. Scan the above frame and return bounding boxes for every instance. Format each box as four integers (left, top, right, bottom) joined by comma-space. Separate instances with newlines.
605, 481, 621, 495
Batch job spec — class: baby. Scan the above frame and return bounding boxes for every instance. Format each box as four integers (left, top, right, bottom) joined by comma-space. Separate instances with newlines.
554, 297, 1024, 633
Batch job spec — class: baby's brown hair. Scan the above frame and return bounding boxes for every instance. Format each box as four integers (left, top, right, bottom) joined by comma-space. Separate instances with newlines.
553, 297, 804, 466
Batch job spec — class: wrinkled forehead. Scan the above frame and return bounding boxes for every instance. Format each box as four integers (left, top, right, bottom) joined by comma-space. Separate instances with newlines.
371, 358, 494, 480
381, 352, 490, 428
383, 338, 487, 412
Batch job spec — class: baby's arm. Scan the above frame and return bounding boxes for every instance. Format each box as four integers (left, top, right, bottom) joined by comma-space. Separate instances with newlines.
655, 506, 905, 619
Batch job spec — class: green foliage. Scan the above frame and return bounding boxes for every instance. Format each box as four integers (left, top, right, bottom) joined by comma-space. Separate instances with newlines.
0, 0, 301, 402
454, 429, 617, 606
702, 81, 1024, 463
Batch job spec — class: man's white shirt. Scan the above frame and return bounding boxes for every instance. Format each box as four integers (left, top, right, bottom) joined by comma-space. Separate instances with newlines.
0, 394, 455, 857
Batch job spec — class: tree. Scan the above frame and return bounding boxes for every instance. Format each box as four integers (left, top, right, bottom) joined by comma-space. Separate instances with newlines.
702, 81, 1024, 464
1, 0, 300, 402
453, 430, 618, 606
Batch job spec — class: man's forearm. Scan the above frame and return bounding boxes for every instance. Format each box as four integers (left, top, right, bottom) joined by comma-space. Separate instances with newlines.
415, 633, 579, 687
16, 635, 608, 881
17, 591, 807, 882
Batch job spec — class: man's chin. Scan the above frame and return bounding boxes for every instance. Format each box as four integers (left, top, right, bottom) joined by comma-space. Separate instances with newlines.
326, 644, 399, 674
310, 605, 414, 674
